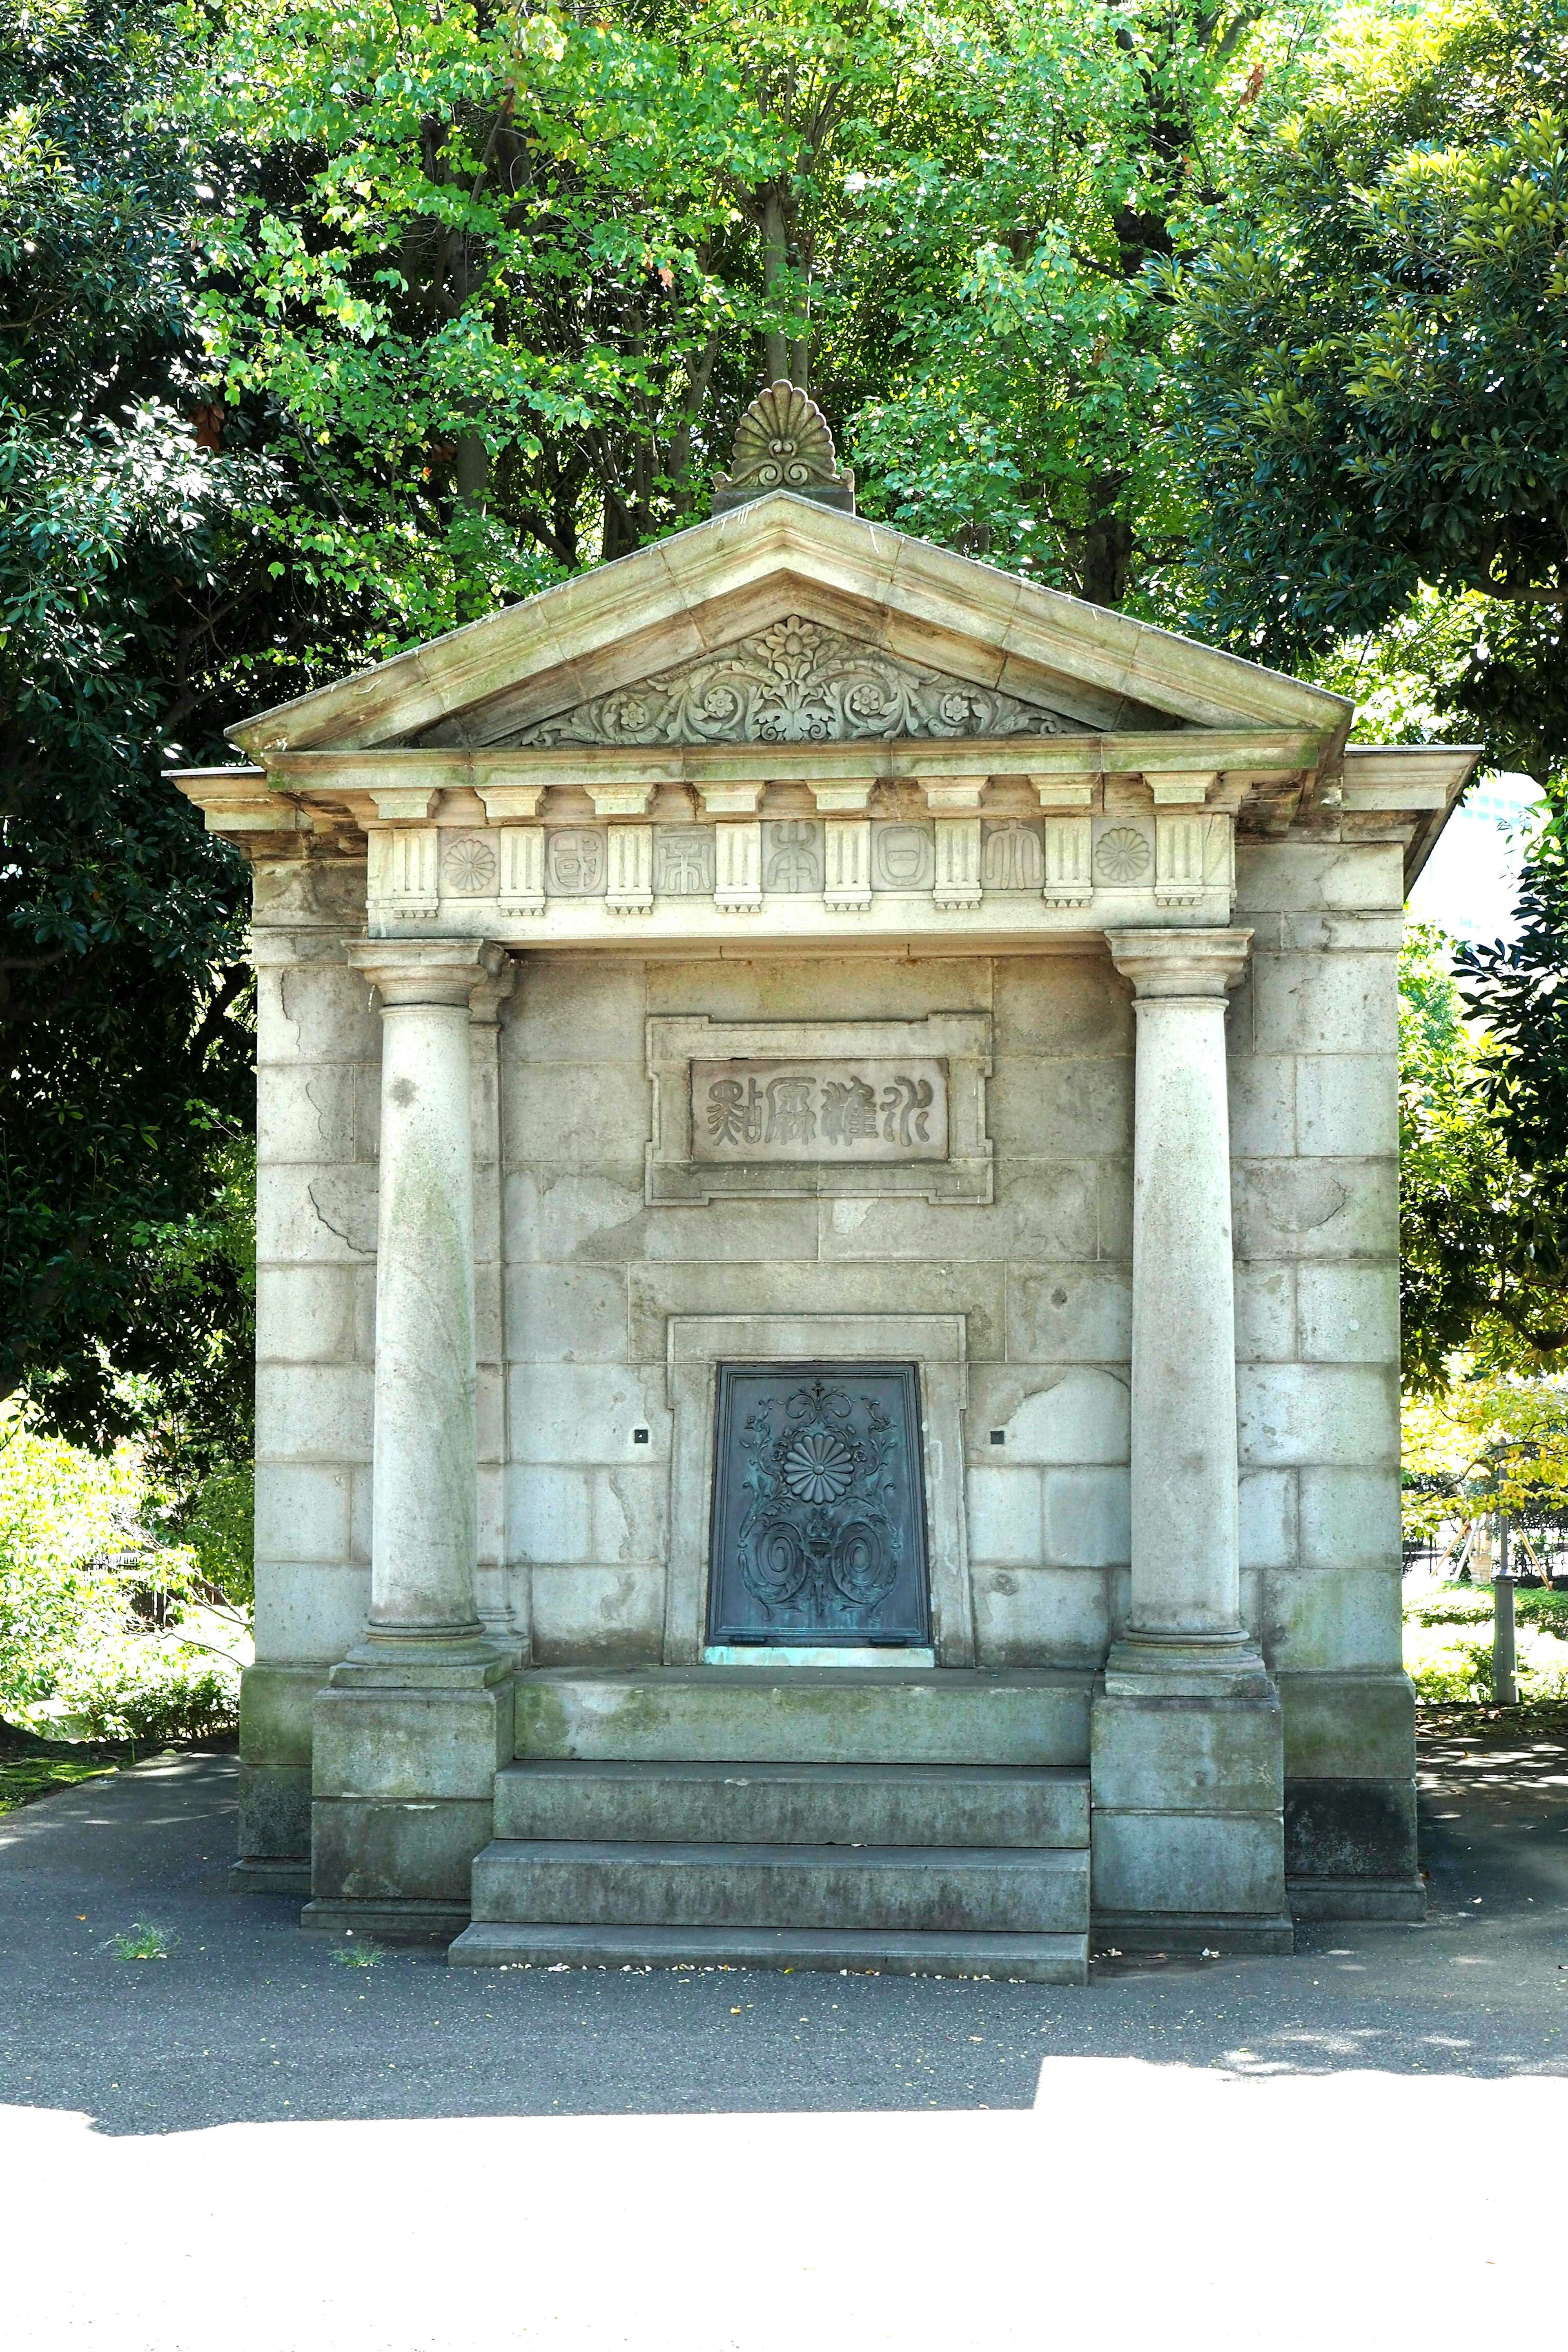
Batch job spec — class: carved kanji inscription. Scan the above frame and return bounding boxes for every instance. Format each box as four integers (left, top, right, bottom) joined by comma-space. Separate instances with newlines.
690, 1059, 948, 1164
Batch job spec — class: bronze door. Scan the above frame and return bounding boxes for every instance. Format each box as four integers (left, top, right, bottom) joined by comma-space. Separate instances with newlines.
706, 1363, 931, 1647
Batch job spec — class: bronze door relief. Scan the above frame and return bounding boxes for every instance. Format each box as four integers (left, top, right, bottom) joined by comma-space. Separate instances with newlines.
706, 1363, 931, 1647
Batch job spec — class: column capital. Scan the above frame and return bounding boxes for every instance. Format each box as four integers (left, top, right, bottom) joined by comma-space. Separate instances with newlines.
346, 937, 507, 1007
1105, 925, 1252, 998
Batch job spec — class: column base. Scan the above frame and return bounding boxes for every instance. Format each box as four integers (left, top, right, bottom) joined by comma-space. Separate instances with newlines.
1091, 1647, 1288, 1931
310, 1639, 512, 1915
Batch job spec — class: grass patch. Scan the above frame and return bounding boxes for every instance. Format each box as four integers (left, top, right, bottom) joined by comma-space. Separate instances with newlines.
0, 1719, 143, 1818
104, 1922, 171, 1960
330, 1940, 386, 1968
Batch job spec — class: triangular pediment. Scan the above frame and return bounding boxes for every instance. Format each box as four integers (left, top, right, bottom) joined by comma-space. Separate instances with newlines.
509, 615, 1080, 748
228, 492, 1350, 760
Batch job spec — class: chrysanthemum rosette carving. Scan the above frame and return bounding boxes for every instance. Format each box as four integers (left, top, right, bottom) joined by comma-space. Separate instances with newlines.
713, 381, 855, 514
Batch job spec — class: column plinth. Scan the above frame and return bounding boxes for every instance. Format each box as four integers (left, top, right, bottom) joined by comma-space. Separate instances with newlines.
307, 939, 513, 1938
1091, 927, 1290, 1953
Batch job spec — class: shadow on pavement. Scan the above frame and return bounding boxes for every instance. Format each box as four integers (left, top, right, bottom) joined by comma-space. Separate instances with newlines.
1, 1732, 1564, 2140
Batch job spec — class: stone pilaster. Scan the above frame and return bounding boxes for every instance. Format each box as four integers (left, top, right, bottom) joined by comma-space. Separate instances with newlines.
306, 938, 514, 1938
1091, 927, 1291, 1954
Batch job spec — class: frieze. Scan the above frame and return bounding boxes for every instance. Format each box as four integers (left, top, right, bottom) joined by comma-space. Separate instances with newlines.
509, 615, 1073, 748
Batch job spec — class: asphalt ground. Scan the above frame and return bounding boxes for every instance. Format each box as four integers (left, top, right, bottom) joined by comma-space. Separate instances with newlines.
2, 1728, 1565, 2349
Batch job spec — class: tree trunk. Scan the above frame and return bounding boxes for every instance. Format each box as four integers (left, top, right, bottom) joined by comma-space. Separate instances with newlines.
454, 431, 488, 513
1080, 475, 1133, 607
761, 189, 791, 383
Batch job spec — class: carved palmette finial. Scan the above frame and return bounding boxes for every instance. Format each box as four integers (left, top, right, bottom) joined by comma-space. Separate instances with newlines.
712, 381, 855, 516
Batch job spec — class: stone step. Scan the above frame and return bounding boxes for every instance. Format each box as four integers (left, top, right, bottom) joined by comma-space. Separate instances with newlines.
447, 1920, 1088, 1985
515, 1667, 1091, 1767
470, 1839, 1089, 1936
494, 1760, 1089, 1849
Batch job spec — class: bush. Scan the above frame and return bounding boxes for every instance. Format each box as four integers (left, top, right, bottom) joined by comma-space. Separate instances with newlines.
0, 1414, 145, 1716
0, 1406, 244, 1741
46, 1636, 238, 1743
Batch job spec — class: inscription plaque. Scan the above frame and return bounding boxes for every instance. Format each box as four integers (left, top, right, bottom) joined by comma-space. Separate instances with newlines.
707, 1363, 931, 1647
691, 1058, 948, 1163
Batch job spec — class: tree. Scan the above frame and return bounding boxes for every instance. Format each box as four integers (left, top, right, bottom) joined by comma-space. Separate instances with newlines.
1172, 0, 1568, 779
1398, 914, 1568, 1385
193, 0, 1321, 615
848, 2, 1327, 606
2, 0, 292, 1466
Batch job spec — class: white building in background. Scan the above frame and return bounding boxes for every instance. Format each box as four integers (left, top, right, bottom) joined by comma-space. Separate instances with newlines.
1408, 771, 1542, 945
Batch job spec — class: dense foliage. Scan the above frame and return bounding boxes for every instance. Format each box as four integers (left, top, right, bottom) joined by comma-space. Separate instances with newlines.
0, 1408, 244, 1740
1174, 0, 1568, 781
189, 0, 1313, 618
0, 0, 260, 1462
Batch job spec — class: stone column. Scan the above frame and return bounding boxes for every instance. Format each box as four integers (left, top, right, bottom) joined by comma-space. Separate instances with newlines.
307, 939, 514, 1937
1091, 928, 1290, 1952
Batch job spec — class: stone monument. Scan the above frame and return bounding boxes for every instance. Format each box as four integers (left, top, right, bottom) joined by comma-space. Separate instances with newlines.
174, 383, 1474, 1980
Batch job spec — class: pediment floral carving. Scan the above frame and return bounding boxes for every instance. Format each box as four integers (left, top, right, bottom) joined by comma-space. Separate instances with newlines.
509, 615, 1072, 748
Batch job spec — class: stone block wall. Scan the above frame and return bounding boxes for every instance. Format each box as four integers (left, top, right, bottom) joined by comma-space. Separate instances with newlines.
245, 870, 378, 1863
1228, 841, 1413, 1902
500, 950, 1138, 1669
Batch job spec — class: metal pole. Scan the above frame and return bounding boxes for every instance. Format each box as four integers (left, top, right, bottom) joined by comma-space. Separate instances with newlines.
1494, 1506, 1517, 1706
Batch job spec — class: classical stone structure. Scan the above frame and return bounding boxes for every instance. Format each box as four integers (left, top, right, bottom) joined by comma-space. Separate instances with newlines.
176, 386, 1474, 1981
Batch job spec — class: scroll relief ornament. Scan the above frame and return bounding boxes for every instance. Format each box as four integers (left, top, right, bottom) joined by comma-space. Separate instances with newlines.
514, 615, 1071, 748
736, 1379, 905, 1628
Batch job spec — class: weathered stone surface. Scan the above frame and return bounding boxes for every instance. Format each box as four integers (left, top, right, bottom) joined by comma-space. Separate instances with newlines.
254, 1263, 367, 1366
507, 1363, 670, 1463
528, 1564, 666, 1664
1277, 1670, 1415, 1780
253, 1562, 370, 1663
1091, 1694, 1283, 1813
237, 1764, 312, 1863
1005, 1261, 1131, 1362
1227, 1056, 1294, 1157
1238, 1470, 1296, 1570
1263, 1565, 1404, 1671
312, 1797, 496, 1904
1232, 1157, 1397, 1261
971, 1566, 1107, 1667
993, 954, 1133, 1056
514, 1667, 1093, 1767
1042, 1468, 1130, 1568
253, 1463, 354, 1567
1234, 1264, 1295, 1363
1284, 1777, 1417, 1880
819, 1172, 1098, 1265
1297, 1263, 1399, 1365
1296, 1055, 1399, 1157
1298, 1466, 1402, 1570
1238, 1364, 1399, 1467
988, 1056, 1133, 1159
1234, 841, 1404, 913
964, 1466, 1042, 1567
470, 1837, 1089, 1935
1091, 1810, 1285, 1916
492, 1758, 1090, 1848
973, 1368, 1130, 1465
1252, 953, 1399, 1058
448, 1918, 1090, 1980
